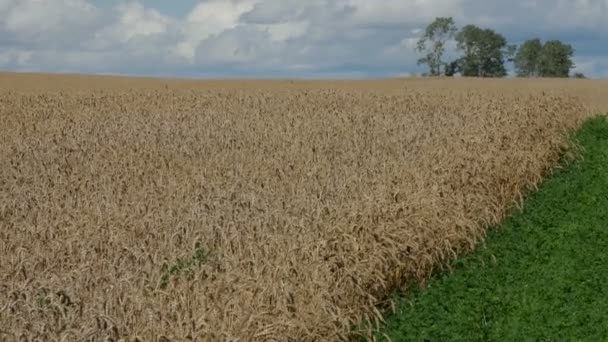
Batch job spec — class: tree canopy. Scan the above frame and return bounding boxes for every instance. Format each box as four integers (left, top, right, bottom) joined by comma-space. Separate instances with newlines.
415, 17, 458, 76
415, 19, 578, 78
538, 40, 575, 77
514, 39, 575, 77
514, 38, 543, 77
454, 25, 515, 77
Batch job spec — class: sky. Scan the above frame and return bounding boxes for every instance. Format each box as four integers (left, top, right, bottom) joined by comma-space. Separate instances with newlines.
0, 0, 607, 79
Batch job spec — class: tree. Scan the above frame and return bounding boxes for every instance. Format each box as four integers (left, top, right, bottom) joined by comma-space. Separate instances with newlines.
514, 38, 543, 77
573, 72, 586, 79
416, 17, 458, 76
444, 60, 460, 76
454, 25, 513, 77
538, 40, 575, 77
514, 39, 575, 78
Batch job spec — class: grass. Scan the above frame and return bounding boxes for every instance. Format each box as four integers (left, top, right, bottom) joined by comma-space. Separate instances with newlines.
159, 242, 208, 290
379, 116, 608, 341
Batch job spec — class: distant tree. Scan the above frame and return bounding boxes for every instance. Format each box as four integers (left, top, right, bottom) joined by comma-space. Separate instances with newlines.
444, 60, 461, 76
455, 25, 513, 77
513, 39, 576, 78
572, 72, 586, 79
514, 38, 543, 77
538, 40, 575, 77
416, 17, 458, 76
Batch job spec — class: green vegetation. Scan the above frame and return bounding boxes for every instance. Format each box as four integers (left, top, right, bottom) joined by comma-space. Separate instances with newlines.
454, 25, 516, 77
514, 39, 575, 78
513, 38, 544, 77
415, 17, 458, 77
378, 116, 608, 341
573, 72, 587, 79
417, 18, 576, 78
160, 242, 208, 289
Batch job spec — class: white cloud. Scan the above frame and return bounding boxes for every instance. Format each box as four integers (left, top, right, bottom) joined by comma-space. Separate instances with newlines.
0, 48, 32, 66
0, 0, 606, 77
0, 0, 99, 47
72, 2, 176, 71
259, 21, 309, 42
348, 0, 464, 27
90, 2, 172, 50
545, 0, 608, 31
573, 56, 608, 78
174, 0, 256, 63
3, 0, 97, 34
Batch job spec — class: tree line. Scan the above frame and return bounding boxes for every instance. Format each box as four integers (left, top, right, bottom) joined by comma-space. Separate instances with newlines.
415, 17, 582, 78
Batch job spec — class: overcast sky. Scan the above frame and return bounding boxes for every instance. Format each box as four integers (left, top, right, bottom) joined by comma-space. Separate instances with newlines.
1, 0, 607, 78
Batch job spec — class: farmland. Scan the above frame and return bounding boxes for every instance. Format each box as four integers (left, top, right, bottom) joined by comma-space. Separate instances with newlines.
380, 116, 608, 341
1, 73, 607, 341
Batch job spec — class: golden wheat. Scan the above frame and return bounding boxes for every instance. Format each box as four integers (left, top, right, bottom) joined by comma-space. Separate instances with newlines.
0, 73, 606, 341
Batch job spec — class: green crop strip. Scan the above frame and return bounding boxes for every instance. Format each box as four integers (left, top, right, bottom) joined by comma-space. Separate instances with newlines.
378, 116, 608, 341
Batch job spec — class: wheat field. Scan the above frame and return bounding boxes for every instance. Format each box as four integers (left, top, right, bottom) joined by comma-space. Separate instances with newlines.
1, 73, 607, 341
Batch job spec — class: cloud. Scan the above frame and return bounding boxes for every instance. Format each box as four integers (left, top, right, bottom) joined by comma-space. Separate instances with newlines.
83, 1, 180, 70
174, 0, 256, 63
545, 0, 608, 32
93, 1, 171, 46
0, 0, 99, 48
573, 56, 608, 78
0, 0, 606, 78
